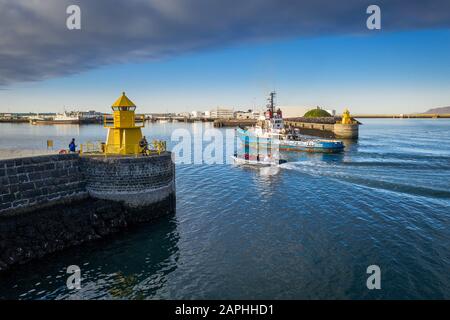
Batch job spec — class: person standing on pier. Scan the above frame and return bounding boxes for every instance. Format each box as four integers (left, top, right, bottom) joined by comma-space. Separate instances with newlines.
139, 136, 149, 155
69, 138, 77, 153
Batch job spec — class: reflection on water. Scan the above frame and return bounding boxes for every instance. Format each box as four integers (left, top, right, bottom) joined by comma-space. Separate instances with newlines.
0, 216, 180, 300
53, 124, 81, 138
0, 119, 450, 299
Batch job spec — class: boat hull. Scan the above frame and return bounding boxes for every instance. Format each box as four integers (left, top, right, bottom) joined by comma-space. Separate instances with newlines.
232, 156, 286, 166
278, 144, 343, 153
243, 143, 344, 153
31, 120, 80, 125
237, 129, 345, 153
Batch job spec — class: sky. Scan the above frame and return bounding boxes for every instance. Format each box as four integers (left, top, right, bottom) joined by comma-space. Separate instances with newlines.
1, 0, 450, 114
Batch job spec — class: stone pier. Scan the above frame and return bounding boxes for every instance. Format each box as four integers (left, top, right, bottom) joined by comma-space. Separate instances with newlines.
0, 152, 175, 271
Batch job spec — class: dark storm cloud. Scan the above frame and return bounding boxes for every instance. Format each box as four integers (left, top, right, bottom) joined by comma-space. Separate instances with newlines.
0, 0, 449, 85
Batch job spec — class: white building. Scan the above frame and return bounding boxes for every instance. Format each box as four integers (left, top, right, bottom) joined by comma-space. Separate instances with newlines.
78, 110, 103, 121
252, 110, 263, 119
210, 107, 234, 119
235, 110, 262, 119
191, 111, 204, 118
177, 112, 191, 118
235, 111, 253, 119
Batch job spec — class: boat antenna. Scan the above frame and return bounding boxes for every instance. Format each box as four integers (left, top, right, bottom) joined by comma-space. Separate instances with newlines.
267, 91, 276, 115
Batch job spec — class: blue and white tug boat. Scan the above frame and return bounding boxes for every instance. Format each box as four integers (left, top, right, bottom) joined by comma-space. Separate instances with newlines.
237, 92, 345, 154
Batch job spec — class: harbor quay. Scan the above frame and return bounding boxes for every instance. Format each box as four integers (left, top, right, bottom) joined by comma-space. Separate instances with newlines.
213, 119, 258, 128
284, 113, 360, 139
0, 93, 176, 272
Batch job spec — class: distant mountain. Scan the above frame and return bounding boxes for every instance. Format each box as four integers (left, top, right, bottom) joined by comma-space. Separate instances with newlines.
423, 106, 450, 114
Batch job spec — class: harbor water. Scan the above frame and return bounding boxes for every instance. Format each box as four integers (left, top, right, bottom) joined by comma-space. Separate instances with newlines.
0, 119, 449, 299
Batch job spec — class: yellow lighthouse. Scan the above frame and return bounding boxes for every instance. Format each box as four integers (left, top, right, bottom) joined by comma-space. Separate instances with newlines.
341, 108, 353, 124
104, 92, 145, 155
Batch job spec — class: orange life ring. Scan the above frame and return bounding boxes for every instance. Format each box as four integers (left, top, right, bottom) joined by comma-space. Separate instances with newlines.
59, 149, 67, 154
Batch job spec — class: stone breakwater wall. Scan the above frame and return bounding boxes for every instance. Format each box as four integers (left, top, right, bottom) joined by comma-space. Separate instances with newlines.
82, 154, 175, 208
0, 154, 87, 214
0, 152, 175, 271
284, 119, 359, 139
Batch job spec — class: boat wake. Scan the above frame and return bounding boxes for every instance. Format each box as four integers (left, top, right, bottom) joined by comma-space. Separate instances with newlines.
258, 166, 280, 176
279, 160, 450, 200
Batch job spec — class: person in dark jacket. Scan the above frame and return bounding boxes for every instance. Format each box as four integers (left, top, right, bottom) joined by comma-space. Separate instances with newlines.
139, 136, 149, 155
69, 138, 76, 152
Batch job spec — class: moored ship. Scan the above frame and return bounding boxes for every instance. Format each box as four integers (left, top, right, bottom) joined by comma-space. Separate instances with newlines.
30, 112, 80, 125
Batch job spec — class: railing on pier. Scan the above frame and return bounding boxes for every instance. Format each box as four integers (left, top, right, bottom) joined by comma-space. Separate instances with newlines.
80, 140, 167, 156
79, 141, 104, 154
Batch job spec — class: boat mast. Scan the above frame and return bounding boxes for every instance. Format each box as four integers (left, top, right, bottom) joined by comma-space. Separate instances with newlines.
267, 91, 276, 118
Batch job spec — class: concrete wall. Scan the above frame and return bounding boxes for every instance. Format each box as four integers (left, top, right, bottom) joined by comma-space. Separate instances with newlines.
82, 152, 175, 207
285, 121, 335, 132
333, 123, 359, 139
284, 120, 359, 139
0, 154, 87, 215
